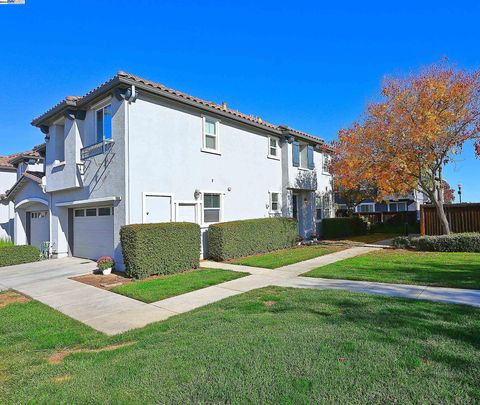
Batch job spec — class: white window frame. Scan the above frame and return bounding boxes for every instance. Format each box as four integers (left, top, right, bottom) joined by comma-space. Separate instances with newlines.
388, 202, 407, 212
201, 116, 221, 155
267, 137, 280, 160
269, 191, 281, 213
299, 143, 308, 169
356, 203, 375, 213
95, 102, 113, 144
322, 153, 331, 174
201, 191, 224, 226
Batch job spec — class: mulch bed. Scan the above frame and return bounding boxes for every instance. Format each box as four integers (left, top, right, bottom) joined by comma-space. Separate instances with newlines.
70, 272, 134, 290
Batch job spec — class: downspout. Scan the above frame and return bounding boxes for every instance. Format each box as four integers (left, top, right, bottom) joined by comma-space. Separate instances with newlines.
125, 84, 136, 225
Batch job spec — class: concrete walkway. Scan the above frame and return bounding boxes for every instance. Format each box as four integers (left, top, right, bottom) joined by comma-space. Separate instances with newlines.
1, 246, 480, 335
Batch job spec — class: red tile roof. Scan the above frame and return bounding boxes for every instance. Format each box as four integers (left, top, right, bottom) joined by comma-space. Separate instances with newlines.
32, 72, 329, 146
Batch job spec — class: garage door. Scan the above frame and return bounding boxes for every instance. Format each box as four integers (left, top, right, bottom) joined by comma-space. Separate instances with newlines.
73, 207, 114, 260
29, 211, 49, 249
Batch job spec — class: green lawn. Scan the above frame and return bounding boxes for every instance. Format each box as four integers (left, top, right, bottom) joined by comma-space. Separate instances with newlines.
111, 268, 248, 303
303, 249, 480, 289
231, 245, 345, 269
1, 288, 479, 403
331, 233, 400, 244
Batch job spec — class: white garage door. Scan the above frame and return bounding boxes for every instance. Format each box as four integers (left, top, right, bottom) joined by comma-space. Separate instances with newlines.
30, 211, 49, 249
73, 207, 114, 260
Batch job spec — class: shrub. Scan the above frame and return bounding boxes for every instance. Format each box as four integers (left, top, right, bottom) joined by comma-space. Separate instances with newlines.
120, 222, 200, 279
322, 217, 368, 239
392, 236, 412, 249
208, 218, 298, 261
392, 233, 480, 252
97, 256, 114, 271
370, 222, 420, 235
0, 245, 40, 267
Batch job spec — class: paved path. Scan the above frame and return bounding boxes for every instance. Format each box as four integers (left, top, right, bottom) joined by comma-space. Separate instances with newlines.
2, 246, 480, 335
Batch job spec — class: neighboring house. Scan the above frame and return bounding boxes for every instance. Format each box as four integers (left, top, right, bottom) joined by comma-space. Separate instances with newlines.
336, 190, 427, 219
11, 71, 332, 267
2, 145, 47, 249
0, 155, 17, 240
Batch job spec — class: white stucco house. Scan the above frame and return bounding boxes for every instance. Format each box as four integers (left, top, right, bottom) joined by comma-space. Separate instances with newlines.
1, 146, 47, 248
7, 72, 333, 267
0, 155, 17, 240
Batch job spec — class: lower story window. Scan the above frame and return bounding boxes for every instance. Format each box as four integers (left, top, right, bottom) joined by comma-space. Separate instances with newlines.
389, 202, 407, 212
31, 211, 48, 219
270, 192, 280, 212
358, 204, 375, 213
203, 193, 221, 223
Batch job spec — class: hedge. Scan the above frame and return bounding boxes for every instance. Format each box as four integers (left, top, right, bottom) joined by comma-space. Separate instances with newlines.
0, 245, 40, 267
208, 217, 298, 261
370, 222, 420, 235
392, 233, 480, 252
322, 217, 368, 239
120, 222, 201, 279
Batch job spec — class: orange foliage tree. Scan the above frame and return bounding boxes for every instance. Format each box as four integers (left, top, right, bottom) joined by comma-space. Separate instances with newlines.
332, 62, 480, 234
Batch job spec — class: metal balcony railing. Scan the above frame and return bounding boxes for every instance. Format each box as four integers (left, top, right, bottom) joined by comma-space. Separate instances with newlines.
80, 139, 114, 160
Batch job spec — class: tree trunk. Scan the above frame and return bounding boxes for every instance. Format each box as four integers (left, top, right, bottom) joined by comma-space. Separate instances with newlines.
431, 193, 450, 235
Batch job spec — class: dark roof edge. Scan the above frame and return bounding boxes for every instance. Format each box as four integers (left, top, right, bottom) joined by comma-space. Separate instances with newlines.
3, 171, 43, 201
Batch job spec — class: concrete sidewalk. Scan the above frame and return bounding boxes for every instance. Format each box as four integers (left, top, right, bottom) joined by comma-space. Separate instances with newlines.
2, 247, 480, 336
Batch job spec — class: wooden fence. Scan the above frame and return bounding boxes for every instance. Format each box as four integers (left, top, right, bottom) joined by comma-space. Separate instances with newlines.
420, 203, 480, 235
354, 211, 418, 225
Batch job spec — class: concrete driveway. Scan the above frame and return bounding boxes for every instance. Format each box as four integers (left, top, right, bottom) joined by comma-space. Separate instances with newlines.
0, 258, 175, 335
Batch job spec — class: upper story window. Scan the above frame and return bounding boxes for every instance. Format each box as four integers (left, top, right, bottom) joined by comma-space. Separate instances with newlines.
389, 202, 407, 212
357, 203, 375, 213
268, 137, 279, 159
96, 104, 112, 143
203, 193, 221, 223
323, 154, 331, 173
292, 141, 315, 169
202, 117, 220, 154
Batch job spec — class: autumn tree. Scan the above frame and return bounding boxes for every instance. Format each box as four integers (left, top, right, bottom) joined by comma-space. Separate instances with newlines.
332, 62, 480, 234
442, 180, 455, 204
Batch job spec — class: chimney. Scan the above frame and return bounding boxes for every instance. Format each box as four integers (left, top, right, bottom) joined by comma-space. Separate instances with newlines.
221, 101, 227, 110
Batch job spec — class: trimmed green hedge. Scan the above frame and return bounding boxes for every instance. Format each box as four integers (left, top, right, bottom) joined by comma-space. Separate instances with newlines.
0, 245, 40, 267
370, 222, 420, 235
120, 222, 201, 279
393, 233, 480, 252
322, 217, 368, 239
208, 218, 298, 261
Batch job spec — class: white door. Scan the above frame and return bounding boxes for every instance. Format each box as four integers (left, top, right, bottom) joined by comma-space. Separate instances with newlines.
30, 211, 49, 249
73, 207, 114, 260
144, 195, 172, 223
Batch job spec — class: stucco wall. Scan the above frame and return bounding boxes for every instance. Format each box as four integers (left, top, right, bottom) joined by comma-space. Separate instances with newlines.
0, 170, 16, 240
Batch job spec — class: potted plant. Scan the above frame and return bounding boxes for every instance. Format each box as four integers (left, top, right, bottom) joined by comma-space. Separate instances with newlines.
97, 256, 115, 275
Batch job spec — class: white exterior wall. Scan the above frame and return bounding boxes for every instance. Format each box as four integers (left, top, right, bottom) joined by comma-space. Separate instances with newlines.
0, 169, 16, 240
127, 95, 284, 255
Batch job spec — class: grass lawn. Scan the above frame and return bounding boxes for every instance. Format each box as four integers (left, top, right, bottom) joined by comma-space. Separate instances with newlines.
231, 245, 345, 269
1, 288, 479, 404
331, 232, 401, 244
111, 268, 248, 303
303, 249, 480, 289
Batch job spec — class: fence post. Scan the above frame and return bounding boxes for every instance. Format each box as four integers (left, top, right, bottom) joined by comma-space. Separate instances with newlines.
420, 205, 425, 236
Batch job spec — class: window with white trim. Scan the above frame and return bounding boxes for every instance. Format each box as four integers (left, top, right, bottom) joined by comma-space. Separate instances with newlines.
299, 144, 308, 168
323, 154, 331, 173
389, 202, 407, 212
202, 117, 219, 153
203, 193, 221, 223
268, 137, 279, 158
270, 192, 280, 212
31, 211, 48, 219
96, 104, 112, 143
357, 203, 375, 213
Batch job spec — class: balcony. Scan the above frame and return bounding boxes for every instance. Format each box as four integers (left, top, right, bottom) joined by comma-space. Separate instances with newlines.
80, 139, 114, 160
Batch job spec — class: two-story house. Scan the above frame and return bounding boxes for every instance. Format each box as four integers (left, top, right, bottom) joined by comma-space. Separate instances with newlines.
10, 72, 333, 268
1, 145, 47, 248
0, 155, 18, 240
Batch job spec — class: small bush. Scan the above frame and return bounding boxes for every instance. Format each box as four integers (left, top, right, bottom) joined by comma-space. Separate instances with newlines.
322, 217, 368, 239
120, 222, 201, 279
370, 222, 420, 235
392, 233, 480, 252
208, 218, 298, 261
0, 245, 40, 267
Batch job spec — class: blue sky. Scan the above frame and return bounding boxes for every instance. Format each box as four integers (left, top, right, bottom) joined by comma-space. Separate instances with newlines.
1, 0, 479, 201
